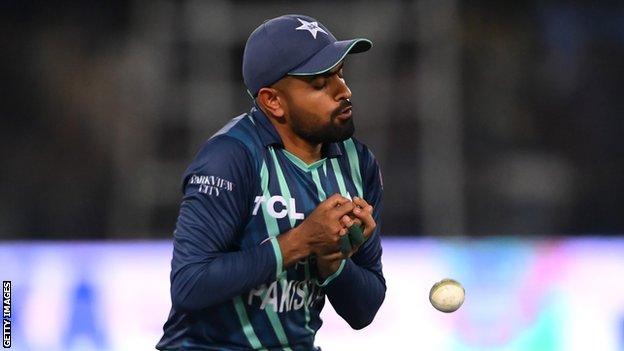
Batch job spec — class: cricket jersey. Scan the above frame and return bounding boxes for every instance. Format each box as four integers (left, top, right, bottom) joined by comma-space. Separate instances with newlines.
156, 105, 386, 351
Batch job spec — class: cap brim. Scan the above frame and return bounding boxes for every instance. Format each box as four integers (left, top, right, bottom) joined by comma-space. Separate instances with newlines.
288, 38, 372, 76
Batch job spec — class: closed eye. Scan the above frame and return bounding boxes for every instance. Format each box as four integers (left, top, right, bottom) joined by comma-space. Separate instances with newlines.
310, 76, 327, 90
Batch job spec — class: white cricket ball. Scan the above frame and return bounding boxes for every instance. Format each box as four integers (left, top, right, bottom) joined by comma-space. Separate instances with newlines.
429, 278, 465, 313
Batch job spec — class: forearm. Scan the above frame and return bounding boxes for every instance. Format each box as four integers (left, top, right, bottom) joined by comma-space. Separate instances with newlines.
324, 259, 386, 329
171, 241, 278, 312
171, 226, 314, 313
276, 226, 312, 267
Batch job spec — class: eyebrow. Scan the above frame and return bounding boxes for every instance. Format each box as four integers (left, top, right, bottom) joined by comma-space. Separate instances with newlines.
294, 62, 344, 84
322, 62, 344, 77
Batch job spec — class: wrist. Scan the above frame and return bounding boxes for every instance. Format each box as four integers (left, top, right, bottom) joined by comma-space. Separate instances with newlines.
317, 259, 346, 287
317, 258, 342, 280
277, 227, 311, 268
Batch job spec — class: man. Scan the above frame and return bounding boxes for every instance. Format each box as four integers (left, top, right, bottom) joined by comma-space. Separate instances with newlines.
157, 14, 385, 351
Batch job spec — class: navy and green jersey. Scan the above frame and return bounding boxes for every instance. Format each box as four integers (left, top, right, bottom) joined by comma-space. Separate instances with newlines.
156, 106, 385, 351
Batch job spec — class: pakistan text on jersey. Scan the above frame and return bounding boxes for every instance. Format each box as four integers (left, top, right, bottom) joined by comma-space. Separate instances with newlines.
248, 278, 324, 313
189, 175, 234, 197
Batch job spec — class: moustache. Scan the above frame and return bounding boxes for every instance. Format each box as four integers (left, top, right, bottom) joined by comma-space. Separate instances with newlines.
331, 99, 353, 119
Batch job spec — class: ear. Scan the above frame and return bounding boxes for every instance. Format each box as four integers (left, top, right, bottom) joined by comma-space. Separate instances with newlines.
256, 87, 285, 119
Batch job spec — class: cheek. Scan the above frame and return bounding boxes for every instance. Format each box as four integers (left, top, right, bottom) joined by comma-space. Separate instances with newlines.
308, 95, 336, 120
294, 96, 332, 120
288, 88, 337, 122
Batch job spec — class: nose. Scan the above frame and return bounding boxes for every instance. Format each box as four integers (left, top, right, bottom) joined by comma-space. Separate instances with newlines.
334, 76, 352, 101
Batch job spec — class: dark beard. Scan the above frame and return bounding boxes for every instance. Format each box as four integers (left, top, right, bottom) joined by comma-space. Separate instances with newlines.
290, 101, 355, 144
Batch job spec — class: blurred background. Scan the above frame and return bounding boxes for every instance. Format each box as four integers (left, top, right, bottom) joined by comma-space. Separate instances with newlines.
1, 0, 624, 350
3, 0, 623, 238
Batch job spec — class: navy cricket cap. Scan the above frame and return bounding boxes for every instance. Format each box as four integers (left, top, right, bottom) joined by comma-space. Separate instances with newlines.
243, 14, 372, 97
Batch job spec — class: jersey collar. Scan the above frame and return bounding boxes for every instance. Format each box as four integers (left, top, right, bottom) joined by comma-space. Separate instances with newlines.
250, 105, 343, 159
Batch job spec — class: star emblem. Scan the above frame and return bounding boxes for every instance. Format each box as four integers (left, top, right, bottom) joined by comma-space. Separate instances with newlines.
295, 18, 327, 39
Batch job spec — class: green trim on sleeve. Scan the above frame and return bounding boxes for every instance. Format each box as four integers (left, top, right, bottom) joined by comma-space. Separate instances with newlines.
269, 237, 283, 278
316, 259, 346, 287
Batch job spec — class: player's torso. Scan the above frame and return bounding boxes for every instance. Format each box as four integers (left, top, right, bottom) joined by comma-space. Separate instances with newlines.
235, 142, 364, 339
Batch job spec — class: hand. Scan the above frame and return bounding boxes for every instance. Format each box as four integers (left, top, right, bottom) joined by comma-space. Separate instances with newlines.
316, 196, 376, 279
277, 194, 354, 267
297, 193, 355, 255
315, 250, 348, 279
335, 196, 376, 254
349, 196, 376, 245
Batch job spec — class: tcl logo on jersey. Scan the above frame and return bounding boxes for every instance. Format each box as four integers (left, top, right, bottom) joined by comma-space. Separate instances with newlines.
252, 195, 304, 220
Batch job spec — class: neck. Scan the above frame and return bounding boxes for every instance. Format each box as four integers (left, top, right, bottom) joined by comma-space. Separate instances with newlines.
279, 131, 323, 164
257, 104, 323, 164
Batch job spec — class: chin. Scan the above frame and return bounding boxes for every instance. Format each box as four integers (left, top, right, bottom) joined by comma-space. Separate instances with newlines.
330, 129, 355, 143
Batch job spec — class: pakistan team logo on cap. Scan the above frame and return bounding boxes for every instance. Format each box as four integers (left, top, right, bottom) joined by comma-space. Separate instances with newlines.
295, 18, 327, 39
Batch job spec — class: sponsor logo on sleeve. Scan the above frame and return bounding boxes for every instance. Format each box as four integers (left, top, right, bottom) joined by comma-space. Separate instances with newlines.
188, 175, 234, 197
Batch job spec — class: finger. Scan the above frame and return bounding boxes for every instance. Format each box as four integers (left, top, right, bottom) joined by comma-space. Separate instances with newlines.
351, 217, 362, 227
323, 193, 351, 209
339, 227, 348, 237
347, 225, 366, 250
339, 235, 352, 256
352, 205, 373, 224
331, 201, 355, 218
362, 225, 376, 240
351, 209, 375, 237
353, 196, 373, 214
352, 203, 373, 220
340, 214, 354, 228
352, 196, 367, 206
